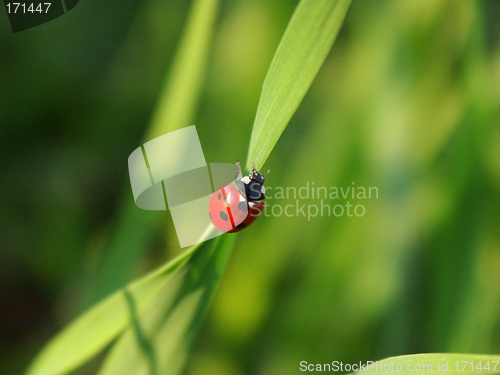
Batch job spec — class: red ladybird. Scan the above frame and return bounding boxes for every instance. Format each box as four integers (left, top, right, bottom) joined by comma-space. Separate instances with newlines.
209, 162, 267, 233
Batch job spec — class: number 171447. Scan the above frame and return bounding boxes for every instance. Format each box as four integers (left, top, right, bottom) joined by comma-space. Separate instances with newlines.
5, 3, 51, 13
454, 361, 499, 372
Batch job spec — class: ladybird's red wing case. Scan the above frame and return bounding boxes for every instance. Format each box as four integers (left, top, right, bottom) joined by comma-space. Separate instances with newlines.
227, 201, 265, 233
209, 184, 248, 232
228, 191, 250, 228
209, 186, 233, 232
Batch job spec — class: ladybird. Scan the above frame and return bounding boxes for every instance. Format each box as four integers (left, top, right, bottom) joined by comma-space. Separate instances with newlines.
209, 162, 267, 233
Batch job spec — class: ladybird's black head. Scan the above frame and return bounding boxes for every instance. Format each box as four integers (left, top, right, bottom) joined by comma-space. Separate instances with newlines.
249, 168, 265, 185
234, 162, 267, 202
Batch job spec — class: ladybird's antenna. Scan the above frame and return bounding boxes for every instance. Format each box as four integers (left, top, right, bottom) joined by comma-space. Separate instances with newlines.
235, 160, 241, 181
266, 169, 270, 175
252, 161, 256, 172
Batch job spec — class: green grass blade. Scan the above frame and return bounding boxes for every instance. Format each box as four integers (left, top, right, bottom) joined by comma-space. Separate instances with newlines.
246, 0, 351, 171
25, 247, 197, 375
97, 235, 236, 375
350, 354, 500, 374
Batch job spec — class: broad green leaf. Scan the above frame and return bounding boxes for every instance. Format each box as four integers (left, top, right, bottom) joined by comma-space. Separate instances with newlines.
25, 246, 196, 375
246, 0, 351, 171
97, 234, 236, 375
351, 353, 500, 375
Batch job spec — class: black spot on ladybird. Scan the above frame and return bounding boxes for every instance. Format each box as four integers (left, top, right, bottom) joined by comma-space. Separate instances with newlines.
237, 201, 248, 212
218, 193, 222, 200
236, 223, 246, 228
219, 211, 229, 221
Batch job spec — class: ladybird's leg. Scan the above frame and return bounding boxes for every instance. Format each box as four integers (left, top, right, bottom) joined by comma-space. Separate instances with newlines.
234, 161, 247, 198
234, 160, 241, 182
236, 179, 246, 198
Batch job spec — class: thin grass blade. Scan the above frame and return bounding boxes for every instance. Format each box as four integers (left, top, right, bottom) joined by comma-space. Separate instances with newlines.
246, 0, 351, 171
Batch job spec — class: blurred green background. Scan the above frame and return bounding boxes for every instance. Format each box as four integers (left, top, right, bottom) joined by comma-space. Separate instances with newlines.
1, 0, 500, 374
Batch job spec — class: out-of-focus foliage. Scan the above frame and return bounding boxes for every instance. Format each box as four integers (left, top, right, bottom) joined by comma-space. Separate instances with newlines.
1, 0, 499, 374
27, 1, 352, 373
